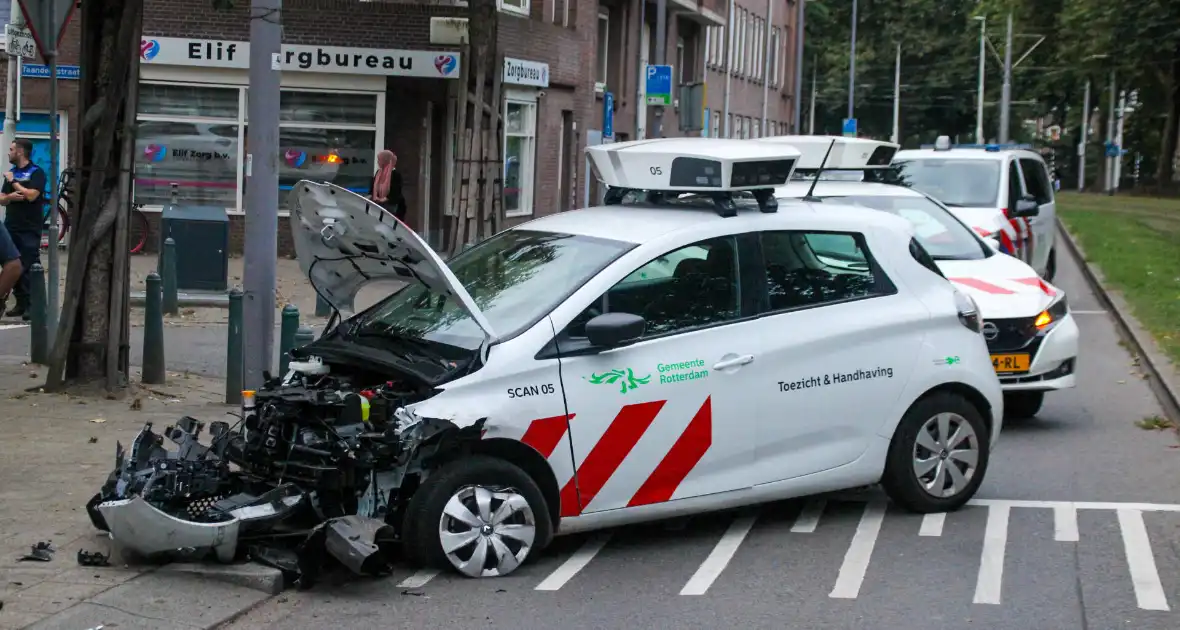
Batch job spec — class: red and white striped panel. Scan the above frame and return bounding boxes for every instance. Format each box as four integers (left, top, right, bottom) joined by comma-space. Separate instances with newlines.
948, 276, 1057, 296
519, 397, 713, 518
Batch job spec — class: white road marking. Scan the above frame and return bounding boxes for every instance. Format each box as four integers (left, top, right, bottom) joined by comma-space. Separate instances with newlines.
397, 569, 439, 588
1053, 504, 1079, 542
791, 499, 826, 533
1117, 509, 1170, 611
919, 512, 946, 537
967, 498, 1180, 512
829, 501, 886, 599
0, 324, 27, 331
973, 503, 1010, 605
680, 513, 758, 596
535, 533, 611, 591
1070, 310, 1108, 315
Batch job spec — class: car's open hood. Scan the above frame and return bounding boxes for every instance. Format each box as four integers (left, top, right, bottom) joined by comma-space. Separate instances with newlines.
937, 254, 1060, 318
287, 180, 497, 344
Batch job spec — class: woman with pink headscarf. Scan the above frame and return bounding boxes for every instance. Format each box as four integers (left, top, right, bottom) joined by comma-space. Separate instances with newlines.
371, 149, 406, 221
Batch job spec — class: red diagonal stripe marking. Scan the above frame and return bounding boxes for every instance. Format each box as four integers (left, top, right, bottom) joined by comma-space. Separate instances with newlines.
521, 414, 574, 459
949, 277, 1015, 294
627, 397, 713, 507
559, 400, 666, 517
1012, 277, 1056, 296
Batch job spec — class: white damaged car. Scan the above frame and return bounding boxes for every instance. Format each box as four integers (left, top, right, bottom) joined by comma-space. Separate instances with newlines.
758, 135, 1078, 419
86, 138, 1003, 582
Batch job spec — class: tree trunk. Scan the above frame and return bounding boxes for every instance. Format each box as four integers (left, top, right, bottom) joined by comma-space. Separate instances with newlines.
1154, 51, 1180, 190
45, 0, 145, 391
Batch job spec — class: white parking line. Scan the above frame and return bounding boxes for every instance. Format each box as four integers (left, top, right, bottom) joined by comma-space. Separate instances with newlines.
0, 324, 26, 331
1053, 505, 1079, 542
680, 513, 758, 596
535, 533, 611, 591
397, 569, 439, 588
791, 499, 826, 533
968, 498, 1180, 512
973, 503, 1010, 605
1117, 509, 1170, 611
829, 501, 886, 599
919, 512, 945, 537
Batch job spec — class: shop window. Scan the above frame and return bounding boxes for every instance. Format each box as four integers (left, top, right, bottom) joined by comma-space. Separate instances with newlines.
498, 0, 528, 16
134, 119, 240, 208
243, 126, 377, 211
276, 91, 377, 126
503, 94, 536, 217
140, 84, 239, 119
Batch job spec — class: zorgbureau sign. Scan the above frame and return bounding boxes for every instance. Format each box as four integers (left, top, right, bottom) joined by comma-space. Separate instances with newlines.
138, 37, 461, 79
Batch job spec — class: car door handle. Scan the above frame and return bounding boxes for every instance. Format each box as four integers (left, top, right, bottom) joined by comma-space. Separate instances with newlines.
713, 354, 754, 370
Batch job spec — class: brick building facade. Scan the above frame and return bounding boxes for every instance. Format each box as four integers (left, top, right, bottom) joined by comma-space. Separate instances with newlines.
2, 0, 801, 259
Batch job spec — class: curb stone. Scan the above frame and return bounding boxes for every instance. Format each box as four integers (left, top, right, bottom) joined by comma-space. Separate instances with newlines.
1055, 218, 1180, 423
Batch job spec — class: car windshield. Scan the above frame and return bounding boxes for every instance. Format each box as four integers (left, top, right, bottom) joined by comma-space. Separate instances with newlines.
350, 229, 633, 352
822, 194, 991, 261
891, 159, 1001, 207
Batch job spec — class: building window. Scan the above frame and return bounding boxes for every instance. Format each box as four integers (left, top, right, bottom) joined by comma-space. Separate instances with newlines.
712, 113, 720, 139
679, 37, 689, 84
136, 84, 240, 209
498, 0, 528, 17
596, 10, 610, 92
135, 83, 381, 214
753, 119, 761, 138
504, 92, 537, 217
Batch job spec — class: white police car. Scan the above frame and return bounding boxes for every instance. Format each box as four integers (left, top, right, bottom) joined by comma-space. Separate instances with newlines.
756, 135, 1077, 419
285, 137, 1002, 579
893, 136, 1058, 280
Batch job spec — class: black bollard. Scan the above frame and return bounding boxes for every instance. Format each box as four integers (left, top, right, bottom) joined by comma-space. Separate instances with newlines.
142, 273, 165, 384
226, 288, 244, 405
161, 237, 178, 315
28, 263, 47, 364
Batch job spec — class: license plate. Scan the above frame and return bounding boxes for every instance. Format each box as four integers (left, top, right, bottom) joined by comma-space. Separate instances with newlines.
991, 353, 1030, 373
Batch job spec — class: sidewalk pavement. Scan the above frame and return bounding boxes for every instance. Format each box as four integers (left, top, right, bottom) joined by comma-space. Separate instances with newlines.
0, 357, 275, 630
58, 251, 331, 328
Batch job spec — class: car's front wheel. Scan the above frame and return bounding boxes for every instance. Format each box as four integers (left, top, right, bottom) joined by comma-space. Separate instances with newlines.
1004, 391, 1045, 419
881, 392, 990, 513
402, 455, 552, 578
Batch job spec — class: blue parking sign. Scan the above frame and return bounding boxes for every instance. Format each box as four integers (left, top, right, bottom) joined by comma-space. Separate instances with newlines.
842, 118, 857, 137
645, 64, 673, 106
603, 92, 614, 139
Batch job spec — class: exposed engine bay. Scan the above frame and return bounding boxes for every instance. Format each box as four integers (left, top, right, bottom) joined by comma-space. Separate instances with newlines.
85, 356, 486, 587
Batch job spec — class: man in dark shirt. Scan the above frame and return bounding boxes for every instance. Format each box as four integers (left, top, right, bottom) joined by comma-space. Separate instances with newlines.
0, 222, 22, 307
0, 139, 47, 319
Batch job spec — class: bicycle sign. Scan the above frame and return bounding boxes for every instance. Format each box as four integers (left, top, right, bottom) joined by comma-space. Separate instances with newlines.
5, 24, 36, 59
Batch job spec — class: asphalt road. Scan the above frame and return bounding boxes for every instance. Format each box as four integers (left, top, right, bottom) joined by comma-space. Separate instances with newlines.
6, 243, 1180, 630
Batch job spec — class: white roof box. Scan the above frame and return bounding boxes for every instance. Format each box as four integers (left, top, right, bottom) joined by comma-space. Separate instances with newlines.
586, 138, 800, 193
754, 136, 899, 171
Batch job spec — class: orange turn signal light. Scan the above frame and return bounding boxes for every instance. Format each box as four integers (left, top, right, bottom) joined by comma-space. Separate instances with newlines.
1034, 311, 1053, 329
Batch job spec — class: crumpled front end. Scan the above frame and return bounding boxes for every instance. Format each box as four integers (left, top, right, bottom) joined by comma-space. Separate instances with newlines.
86, 360, 486, 586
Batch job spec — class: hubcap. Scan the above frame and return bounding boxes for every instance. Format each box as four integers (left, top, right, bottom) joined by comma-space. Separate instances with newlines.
912, 412, 980, 498
438, 485, 536, 578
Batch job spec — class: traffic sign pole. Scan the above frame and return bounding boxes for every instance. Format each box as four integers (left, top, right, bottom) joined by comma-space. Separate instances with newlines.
653, 0, 667, 139
2, 3, 27, 162
18, 0, 78, 349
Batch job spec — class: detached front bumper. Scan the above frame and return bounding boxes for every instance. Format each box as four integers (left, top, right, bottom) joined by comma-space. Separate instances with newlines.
98, 496, 242, 563
995, 313, 1079, 392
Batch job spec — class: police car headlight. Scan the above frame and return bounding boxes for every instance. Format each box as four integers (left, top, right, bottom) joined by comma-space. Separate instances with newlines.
1034, 294, 1069, 330
953, 289, 982, 333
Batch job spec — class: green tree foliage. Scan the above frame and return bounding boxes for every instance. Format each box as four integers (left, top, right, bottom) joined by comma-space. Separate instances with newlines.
803, 0, 1180, 188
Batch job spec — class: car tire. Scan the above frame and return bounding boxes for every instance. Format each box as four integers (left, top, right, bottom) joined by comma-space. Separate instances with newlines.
1003, 391, 1045, 419
402, 455, 552, 578
881, 392, 990, 513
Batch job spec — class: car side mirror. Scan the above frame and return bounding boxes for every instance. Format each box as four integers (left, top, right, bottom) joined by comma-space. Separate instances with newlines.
585, 312, 646, 349
1013, 198, 1039, 218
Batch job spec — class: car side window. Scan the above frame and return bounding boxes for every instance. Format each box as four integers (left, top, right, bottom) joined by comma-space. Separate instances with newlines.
760, 230, 894, 312
1019, 158, 1053, 204
567, 236, 741, 338
1007, 160, 1025, 209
